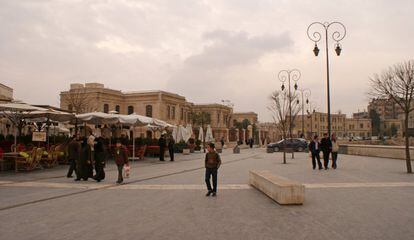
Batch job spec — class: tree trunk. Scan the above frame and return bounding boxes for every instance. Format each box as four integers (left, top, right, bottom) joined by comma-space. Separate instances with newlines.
404, 112, 412, 173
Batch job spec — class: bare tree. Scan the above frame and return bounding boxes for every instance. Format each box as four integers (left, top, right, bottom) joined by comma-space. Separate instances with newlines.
61, 88, 97, 114
369, 59, 414, 173
61, 87, 97, 135
268, 90, 301, 164
268, 90, 301, 140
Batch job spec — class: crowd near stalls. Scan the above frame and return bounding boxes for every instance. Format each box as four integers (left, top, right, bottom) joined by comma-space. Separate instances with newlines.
0, 102, 219, 173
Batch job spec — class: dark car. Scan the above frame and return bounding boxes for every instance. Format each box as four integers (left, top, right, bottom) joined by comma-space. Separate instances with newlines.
267, 138, 308, 152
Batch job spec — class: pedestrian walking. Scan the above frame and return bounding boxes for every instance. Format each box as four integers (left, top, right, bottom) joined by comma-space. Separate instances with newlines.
93, 137, 106, 182
309, 135, 322, 170
158, 134, 166, 161
168, 135, 175, 161
331, 133, 339, 169
249, 137, 254, 148
114, 140, 129, 184
220, 137, 225, 149
320, 133, 332, 170
204, 143, 221, 197
78, 138, 93, 181
67, 136, 80, 178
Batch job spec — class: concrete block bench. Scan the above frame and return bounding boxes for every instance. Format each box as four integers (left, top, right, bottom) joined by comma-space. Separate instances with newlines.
249, 170, 304, 205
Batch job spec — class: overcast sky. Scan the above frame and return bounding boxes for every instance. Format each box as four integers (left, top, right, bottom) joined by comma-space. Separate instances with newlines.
1, 0, 413, 121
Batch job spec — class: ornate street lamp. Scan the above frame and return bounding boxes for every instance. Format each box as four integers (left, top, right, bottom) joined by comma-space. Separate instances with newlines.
307, 21, 346, 137
278, 69, 301, 139
297, 89, 311, 138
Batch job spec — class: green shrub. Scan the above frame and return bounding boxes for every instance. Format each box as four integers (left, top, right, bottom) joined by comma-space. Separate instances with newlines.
174, 140, 188, 153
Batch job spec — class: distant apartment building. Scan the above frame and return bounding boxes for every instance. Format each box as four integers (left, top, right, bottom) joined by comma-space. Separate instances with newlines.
292, 112, 371, 139
345, 118, 372, 138
368, 98, 403, 120
353, 111, 369, 119
293, 112, 347, 138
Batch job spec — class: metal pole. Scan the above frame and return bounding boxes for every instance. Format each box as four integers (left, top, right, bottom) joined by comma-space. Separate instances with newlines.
288, 74, 292, 139
14, 127, 17, 153
301, 91, 305, 137
310, 114, 313, 138
325, 27, 331, 137
307, 22, 346, 137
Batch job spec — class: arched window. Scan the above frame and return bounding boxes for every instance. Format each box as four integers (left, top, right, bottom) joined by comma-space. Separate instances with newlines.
146, 105, 153, 117
115, 105, 120, 113
171, 106, 176, 119
128, 106, 134, 115
103, 104, 109, 113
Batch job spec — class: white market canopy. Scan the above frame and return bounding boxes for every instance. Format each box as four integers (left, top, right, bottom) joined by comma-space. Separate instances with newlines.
22, 108, 74, 122
118, 114, 155, 126
75, 112, 120, 125
198, 126, 204, 142
75, 112, 175, 129
205, 124, 214, 142
0, 102, 45, 112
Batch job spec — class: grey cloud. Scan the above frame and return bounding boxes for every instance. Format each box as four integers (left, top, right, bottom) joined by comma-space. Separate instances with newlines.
185, 30, 293, 69
166, 30, 293, 109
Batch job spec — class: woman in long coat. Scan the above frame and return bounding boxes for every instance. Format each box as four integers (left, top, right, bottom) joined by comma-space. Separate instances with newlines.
93, 137, 106, 182
79, 138, 93, 181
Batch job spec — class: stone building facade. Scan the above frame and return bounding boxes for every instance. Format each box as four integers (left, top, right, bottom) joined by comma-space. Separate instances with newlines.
344, 118, 372, 138
368, 98, 403, 120
232, 112, 258, 125
60, 83, 240, 142
293, 112, 347, 138
292, 112, 372, 139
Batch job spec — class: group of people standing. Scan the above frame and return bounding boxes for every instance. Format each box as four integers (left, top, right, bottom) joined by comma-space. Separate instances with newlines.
309, 133, 339, 170
66, 133, 129, 184
158, 134, 175, 162
66, 132, 224, 196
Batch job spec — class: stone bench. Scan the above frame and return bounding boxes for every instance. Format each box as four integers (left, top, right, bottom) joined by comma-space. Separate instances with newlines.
249, 170, 304, 205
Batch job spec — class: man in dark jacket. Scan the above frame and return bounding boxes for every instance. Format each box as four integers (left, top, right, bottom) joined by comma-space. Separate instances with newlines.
320, 133, 332, 170
78, 138, 93, 181
309, 135, 322, 170
168, 135, 175, 162
158, 134, 166, 161
67, 136, 80, 179
114, 140, 129, 184
205, 143, 222, 197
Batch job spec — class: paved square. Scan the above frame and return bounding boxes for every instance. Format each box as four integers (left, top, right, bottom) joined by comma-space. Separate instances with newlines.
1, 149, 413, 240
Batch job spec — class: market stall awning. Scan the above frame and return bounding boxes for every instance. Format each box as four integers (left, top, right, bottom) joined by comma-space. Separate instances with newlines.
22, 108, 74, 122
75, 112, 119, 125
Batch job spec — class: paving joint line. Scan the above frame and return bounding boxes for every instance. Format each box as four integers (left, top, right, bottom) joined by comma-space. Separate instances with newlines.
0, 152, 259, 211
0, 151, 236, 186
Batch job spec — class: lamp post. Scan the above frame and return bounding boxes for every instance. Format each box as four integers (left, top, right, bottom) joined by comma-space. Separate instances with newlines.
278, 69, 301, 163
296, 89, 311, 138
307, 101, 317, 138
278, 69, 301, 139
307, 21, 346, 137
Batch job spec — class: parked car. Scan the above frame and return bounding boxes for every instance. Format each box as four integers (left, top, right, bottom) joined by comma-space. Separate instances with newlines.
267, 138, 308, 152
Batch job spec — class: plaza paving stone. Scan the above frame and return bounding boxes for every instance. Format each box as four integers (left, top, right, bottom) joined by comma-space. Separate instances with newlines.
0, 148, 413, 240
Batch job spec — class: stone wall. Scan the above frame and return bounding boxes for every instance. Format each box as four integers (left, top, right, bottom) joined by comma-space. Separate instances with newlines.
339, 144, 414, 160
